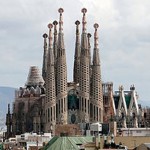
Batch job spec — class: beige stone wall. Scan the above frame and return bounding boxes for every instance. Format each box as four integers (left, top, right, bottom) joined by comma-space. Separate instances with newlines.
55, 124, 81, 136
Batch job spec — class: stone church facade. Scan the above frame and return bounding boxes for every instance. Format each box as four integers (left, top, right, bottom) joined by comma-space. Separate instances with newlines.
6, 8, 104, 136
6, 8, 143, 138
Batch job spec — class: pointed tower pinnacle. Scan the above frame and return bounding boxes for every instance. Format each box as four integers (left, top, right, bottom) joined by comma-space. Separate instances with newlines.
47, 23, 54, 65
91, 23, 103, 122
94, 23, 99, 48
81, 8, 88, 55
58, 8, 64, 33
45, 23, 56, 131
53, 20, 58, 61
48, 24, 53, 48
81, 8, 87, 33
57, 8, 65, 55
42, 33, 48, 82
93, 23, 100, 65
73, 20, 81, 84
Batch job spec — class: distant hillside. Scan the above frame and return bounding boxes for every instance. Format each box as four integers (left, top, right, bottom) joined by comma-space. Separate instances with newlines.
0, 86, 16, 129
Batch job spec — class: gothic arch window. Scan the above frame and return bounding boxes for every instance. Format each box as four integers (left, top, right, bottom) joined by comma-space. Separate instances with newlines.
54, 106, 55, 120
88, 100, 89, 114
46, 109, 47, 123
90, 103, 93, 118
48, 108, 50, 122
96, 107, 98, 121
51, 107, 52, 121
61, 99, 63, 113
56, 104, 58, 119
99, 108, 101, 121
59, 100, 60, 114
85, 98, 86, 113
82, 97, 84, 112
64, 98, 66, 112
94, 105, 95, 120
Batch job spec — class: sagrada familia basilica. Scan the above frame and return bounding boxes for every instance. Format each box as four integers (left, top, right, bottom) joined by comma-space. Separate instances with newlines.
6, 8, 145, 138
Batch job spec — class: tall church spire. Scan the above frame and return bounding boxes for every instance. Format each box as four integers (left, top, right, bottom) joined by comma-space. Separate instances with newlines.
91, 23, 103, 122
53, 20, 58, 96
56, 8, 68, 124
45, 23, 56, 131
42, 33, 48, 82
57, 8, 65, 56
79, 8, 90, 122
73, 20, 81, 84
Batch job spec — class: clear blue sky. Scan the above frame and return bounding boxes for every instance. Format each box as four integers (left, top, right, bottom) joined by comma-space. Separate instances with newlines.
0, 0, 150, 106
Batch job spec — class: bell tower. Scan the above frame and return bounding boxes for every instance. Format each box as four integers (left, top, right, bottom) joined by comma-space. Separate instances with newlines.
56, 8, 68, 124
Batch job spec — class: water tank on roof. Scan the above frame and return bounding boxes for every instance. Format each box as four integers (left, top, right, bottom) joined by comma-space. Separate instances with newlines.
90, 122, 102, 132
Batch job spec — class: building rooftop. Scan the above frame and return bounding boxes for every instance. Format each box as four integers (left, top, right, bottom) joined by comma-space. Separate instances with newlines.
44, 136, 93, 150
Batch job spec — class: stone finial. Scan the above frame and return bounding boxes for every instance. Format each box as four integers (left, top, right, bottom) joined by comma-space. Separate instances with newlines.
81, 8, 87, 32
48, 23, 53, 48
75, 20, 80, 25
48, 23, 53, 29
43, 33, 48, 38
81, 8, 87, 14
53, 20, 58, 26
75, 20, 80, 35
94, 23, 99, 29
53, 21, 58, 34
43, 33, 48, 48
58, 8, 64, 14
58, 8, 64, 32
94, 23, 99, 49
87, 33, 92, 38
53, 20, 58, 28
